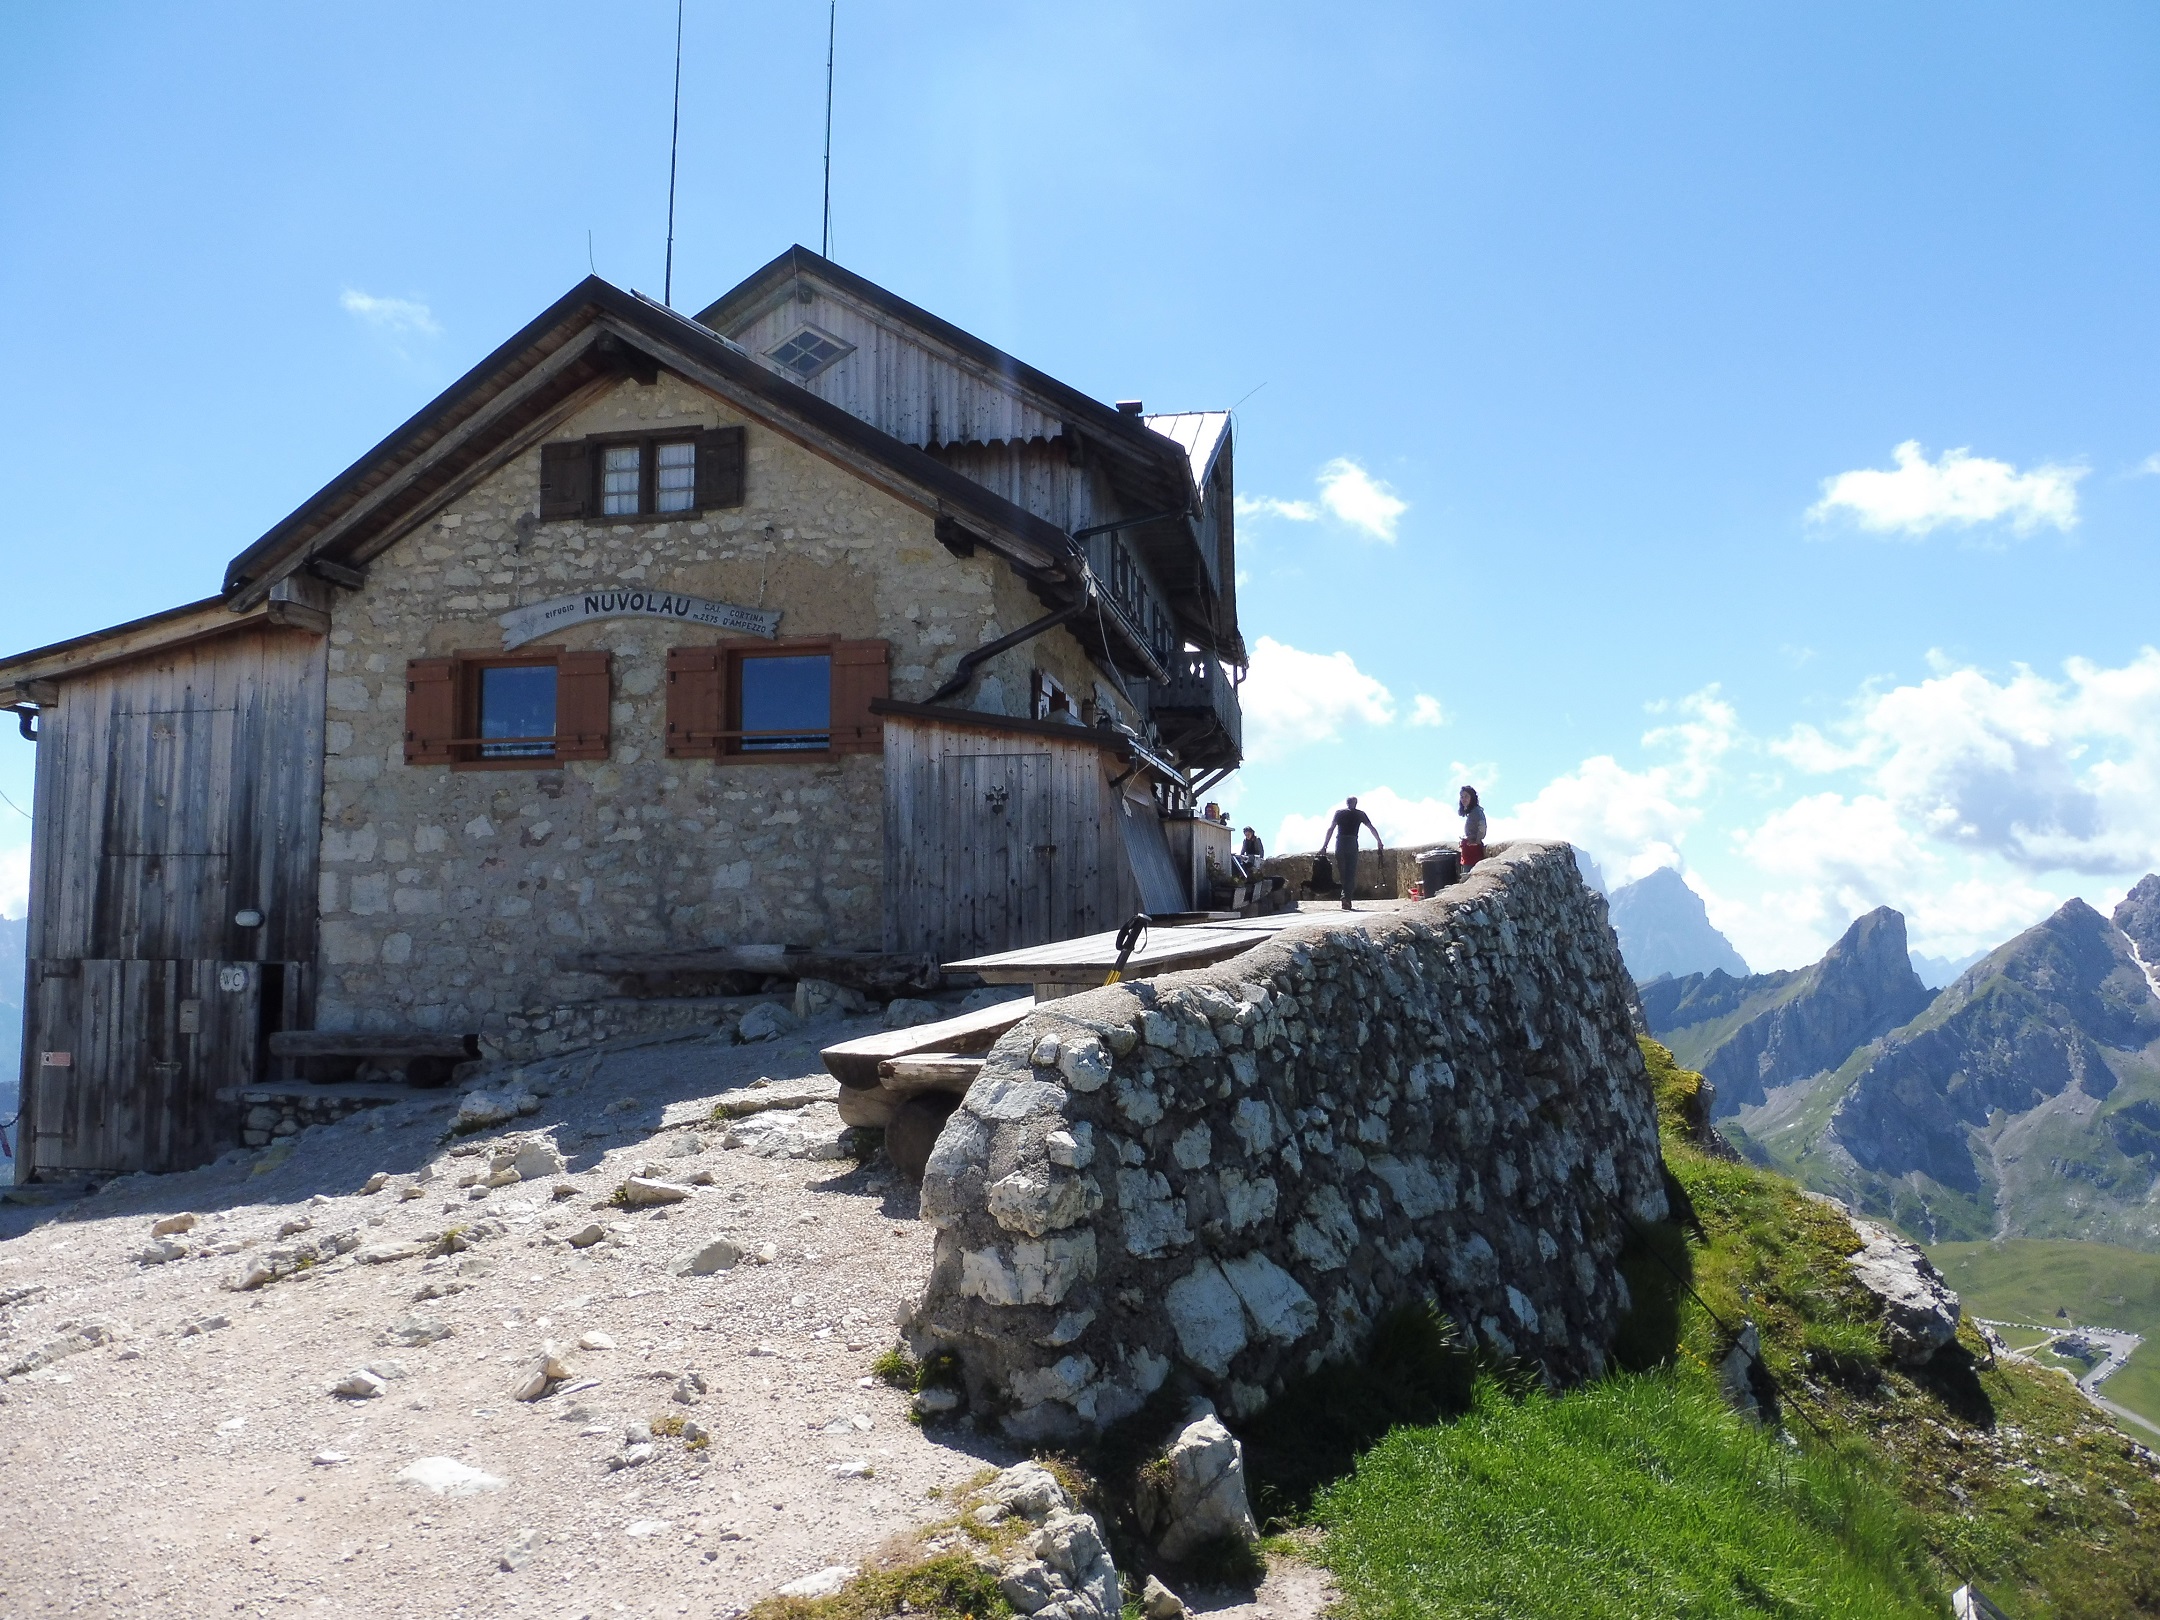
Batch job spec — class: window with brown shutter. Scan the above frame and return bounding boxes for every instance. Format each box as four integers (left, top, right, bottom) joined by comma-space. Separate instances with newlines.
402, 648, 611, 770
403, 659, 457, 765
538, 442, 591, 521
536, 427, 746, 522
829, 639, 889, 754
553, 649, 612, 761
665, 645, 725, 759
661, 637, 886, 762
695, 425, 746, 510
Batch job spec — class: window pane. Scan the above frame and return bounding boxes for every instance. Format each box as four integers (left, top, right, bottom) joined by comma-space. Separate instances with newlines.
479, 664, 556, 759
738, 654, 831, 751
601, 444, 641, 516
655, 440, 695, 512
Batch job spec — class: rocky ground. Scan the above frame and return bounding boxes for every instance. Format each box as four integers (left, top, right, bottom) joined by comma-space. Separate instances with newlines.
0, 999, 1331, 1619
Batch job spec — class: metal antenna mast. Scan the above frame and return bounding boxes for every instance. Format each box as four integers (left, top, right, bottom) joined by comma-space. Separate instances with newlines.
663, 0, 685, 306
821, 1, 836, 257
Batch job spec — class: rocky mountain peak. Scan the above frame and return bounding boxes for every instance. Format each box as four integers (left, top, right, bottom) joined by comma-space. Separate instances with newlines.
2112, 873, 2160, 967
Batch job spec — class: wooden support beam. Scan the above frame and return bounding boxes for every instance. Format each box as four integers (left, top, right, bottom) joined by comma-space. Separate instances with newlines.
876, 1053, 984, 1096
306, 557, 368, 591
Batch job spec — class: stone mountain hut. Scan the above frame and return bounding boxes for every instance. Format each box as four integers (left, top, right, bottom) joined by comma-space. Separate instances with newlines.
0, 248, 1248, 1180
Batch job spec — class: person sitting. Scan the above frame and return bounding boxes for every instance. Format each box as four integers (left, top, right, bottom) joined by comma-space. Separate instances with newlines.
1322, 796, 1383, 910
1236, 825, 1265, 880
1458, 784, 1488, 870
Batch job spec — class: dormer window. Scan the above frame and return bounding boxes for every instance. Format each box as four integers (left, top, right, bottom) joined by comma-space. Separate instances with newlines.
766, 325, 852, 382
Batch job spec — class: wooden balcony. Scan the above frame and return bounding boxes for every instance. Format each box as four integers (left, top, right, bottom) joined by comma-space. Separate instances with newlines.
1150, 651, 1242, 770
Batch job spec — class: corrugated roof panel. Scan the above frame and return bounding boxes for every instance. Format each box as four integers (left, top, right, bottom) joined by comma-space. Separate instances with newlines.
1144, 411, 1231, 491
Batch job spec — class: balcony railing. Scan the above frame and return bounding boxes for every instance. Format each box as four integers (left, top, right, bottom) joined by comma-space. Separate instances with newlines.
1150, 651, 1242, 769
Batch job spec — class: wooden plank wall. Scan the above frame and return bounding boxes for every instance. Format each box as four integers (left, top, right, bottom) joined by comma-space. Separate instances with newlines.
729, 290, 1066, 449
882, 718, 1141, 960
30, 625, 325, 964
19, 625, 325, 1177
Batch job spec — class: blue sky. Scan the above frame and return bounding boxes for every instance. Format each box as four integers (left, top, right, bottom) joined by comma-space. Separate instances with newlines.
6, 2, 2160, 970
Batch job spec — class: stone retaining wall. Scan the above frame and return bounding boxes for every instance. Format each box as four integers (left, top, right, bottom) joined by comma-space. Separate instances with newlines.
237, 1085, 403, 1147
905, 841, 1668, 1440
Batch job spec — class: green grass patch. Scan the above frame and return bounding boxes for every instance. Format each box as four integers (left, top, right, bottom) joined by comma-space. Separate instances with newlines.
1316, 1370, 1941, 1620
744, 1553, 1010, 1620
1282, 1042, 2160, 1620
1930, 1236, 2160, 1436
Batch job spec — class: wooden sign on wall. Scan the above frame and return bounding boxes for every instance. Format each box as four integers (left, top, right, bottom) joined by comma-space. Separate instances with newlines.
499, 588, 781, 649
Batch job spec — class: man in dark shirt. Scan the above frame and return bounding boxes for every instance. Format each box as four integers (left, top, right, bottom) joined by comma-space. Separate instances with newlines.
1323, 796, 1383, 910
1237, 826, 1265, 880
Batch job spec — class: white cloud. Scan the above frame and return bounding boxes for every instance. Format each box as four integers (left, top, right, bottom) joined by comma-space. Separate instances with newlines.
1317, 457, 1407, 542
1409, 694, 1446, 728
1237, 635, 1396, 765
1493, 688, 1741, 883
0, 842, 27, 919
341, 288, 441, 337
1785, 648, 2160, 875
1809, 440, 2083, 538
1236, 457, 1409, 542
1234, 495, 1318, 521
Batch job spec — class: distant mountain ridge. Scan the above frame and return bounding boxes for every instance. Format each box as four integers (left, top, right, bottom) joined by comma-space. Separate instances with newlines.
1733, 889, 2160, 1251
1641, 907, 1933, 1114
1607, 867, 1749, 982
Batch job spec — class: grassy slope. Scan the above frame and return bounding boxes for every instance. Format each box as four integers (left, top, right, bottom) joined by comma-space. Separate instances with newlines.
1932, 1238, 2160, 1434
1306, 1043, 2160, 1620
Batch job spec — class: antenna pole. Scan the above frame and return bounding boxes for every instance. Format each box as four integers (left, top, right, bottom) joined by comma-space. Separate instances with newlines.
821, 0, 836, 258
664, 0, 684, 306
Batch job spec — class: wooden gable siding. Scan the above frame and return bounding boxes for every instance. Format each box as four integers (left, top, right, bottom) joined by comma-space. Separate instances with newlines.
881, 717, 1139, 962
726, 290, 1066, 450
31, 628, 326, 963
19, 626, 326, 1178
925, 441, 1120, 534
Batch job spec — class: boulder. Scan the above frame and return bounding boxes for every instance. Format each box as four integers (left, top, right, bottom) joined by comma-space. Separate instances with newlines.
775, 1567, 858, 1600
1142, 1575, 1188, 1619
668, 1238, 745, 1277
330, 1369, 387, 1400
511, 1138, 567, 1181
883, 998, 944, 1030
617, 1177, 693, 1208
1846, 1220, 1960, 1364
975, 1463, 1121, 1620
736, 1002, 801, 1043
455, 1091, 517, 1130
1138, 1401, 1260, 1562
510, 1341, 576, 1402
795, 978, 869, 1021
397, 1456, 505, 1496
151, 1213, 198, 1237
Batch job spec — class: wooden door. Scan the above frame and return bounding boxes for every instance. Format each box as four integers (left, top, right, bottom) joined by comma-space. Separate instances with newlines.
931, 753, 1051, 959
18, 626, 323, 1180
28, 960, 260, 1175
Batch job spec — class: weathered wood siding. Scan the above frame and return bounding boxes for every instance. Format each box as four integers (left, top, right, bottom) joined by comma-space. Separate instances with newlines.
19, 626, 325, 1177
883, 718, 1139, 961
728, 288, 1066, 450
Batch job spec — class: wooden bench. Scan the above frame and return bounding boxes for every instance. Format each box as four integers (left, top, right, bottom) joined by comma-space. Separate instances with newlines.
266, 1031, 480, 1087
818, 999, 1032, 1088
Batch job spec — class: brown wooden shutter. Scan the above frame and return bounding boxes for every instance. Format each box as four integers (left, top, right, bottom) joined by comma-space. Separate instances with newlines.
539, 441, 591, 521
553, 650, 612, 761
665, 645, 725, 759
695, 426, 747, 510
829, 639, 890, 754
403, 658, 457, 765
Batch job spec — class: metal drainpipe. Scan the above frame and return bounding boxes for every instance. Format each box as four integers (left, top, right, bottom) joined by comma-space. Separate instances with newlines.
926, 600, 1087, 706
8, 705, 36, 743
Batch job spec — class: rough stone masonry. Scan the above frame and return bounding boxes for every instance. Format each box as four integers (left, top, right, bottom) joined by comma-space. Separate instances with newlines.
906, 841, 1670, 1440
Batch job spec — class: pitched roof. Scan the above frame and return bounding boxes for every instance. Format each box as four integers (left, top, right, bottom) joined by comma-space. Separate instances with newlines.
222, 277, 1089, 606
697, 247, 1202, 491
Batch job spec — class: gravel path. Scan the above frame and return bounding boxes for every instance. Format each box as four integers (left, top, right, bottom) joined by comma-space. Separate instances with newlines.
0, 1009, 1025, 1619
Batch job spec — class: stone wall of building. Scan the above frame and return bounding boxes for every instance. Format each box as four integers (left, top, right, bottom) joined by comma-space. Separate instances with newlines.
314, 372, 1131, 1055
905, 841, 1669, 1440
